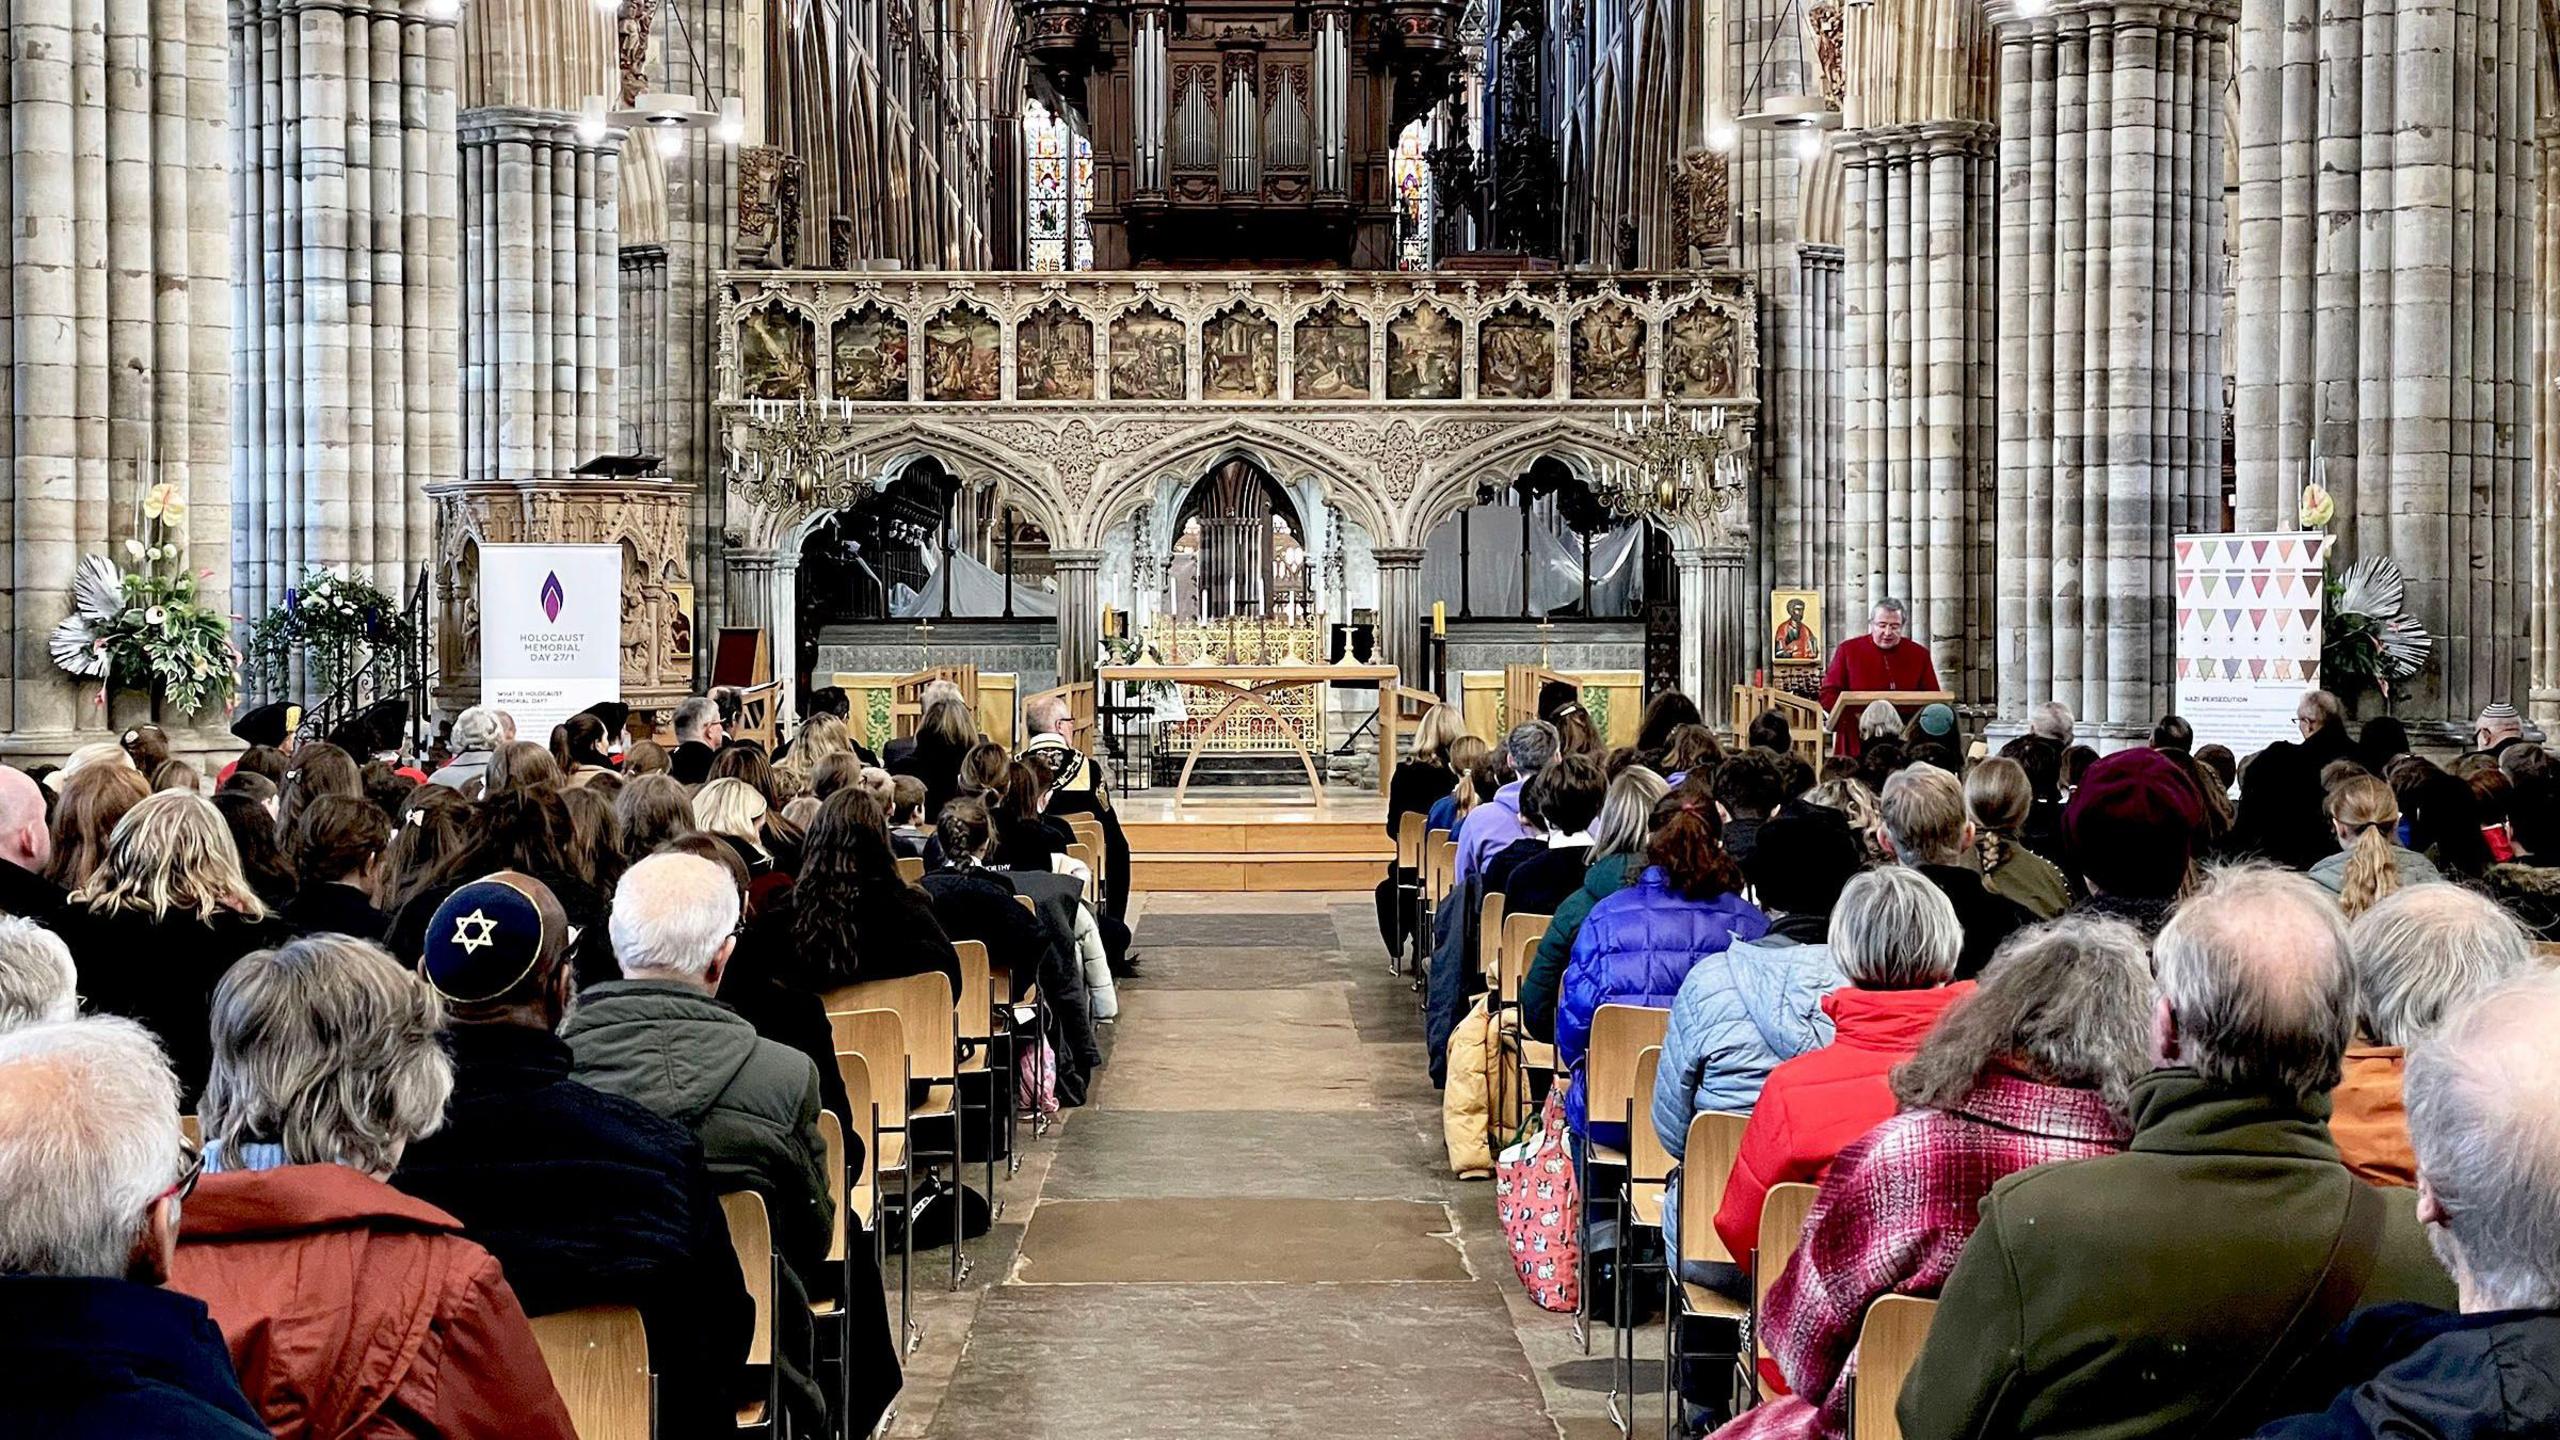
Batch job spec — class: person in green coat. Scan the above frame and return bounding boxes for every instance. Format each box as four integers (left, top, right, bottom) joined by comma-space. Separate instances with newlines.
1899, 867, 2456, 1440
1521, 766, 1667, 1041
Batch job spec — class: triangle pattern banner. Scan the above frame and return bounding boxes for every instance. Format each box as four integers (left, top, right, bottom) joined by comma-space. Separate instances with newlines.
2173, 531, 2331, 758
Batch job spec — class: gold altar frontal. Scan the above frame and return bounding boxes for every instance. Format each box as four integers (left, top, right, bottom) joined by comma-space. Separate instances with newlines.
1099, 662, 1400, 807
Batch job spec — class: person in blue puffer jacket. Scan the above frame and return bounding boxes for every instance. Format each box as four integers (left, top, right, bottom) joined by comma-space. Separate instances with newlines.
1557, 772, 1768, 1146
1653, 807, 1868, 1274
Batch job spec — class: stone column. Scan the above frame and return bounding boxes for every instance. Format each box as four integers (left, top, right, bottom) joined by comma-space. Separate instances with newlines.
1697, 544, 1750, 705
620, 244, 670, 461
1765, 242, 1845, 631
1840, 122, 1998, 704
459, 107, 624, 482
1371, 547, 1427, 691
1991, 0, 2233, 736
2537, 119, 2560, 729
230, 0, 460, 637
2235, 0, 2535, 725
1, 0, 231, 754
1052, 548, 1103, 688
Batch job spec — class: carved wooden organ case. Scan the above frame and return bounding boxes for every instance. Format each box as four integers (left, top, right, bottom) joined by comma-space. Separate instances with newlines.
1017, 0, 1467, 268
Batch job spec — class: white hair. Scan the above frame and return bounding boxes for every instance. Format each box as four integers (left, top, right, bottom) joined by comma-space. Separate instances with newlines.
0, 1017, 185, 1278
2348, 884, 2534, 1046
1026, 694, 1072, 737
610, 852, 740, 979
1858, 699, 1904, 741
1880, 765, 1970, 867
1829, 867, 1961, 988
58, 742, 134, 779
451, 705, 505, 753
2028, 702, 2075, 746
2152, 866, 2355, 1108
0, 917, 77, 1032
919, 679, 964, 711
2407, 972, 2560, 1310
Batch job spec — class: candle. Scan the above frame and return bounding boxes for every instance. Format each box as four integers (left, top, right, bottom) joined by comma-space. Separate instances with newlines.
1431, 601, 1446, 637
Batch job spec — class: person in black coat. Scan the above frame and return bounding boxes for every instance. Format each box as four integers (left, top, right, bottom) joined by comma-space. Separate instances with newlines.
893, 698, 977, 820
50, 792, 294, 1107
1376, 709, 1467, 958
1501, 755, 1607, 918
389, 873, 782, 1440
277, 795, 391, 940
0, 765, 63, 922
988, 758, 1079, 874
788, 789, 962, 998
382, 788, 615, 989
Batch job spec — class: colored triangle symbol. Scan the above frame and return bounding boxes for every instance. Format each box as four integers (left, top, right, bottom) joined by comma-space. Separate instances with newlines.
2253, 573, 2271, 597
2278, 538, 2297, 562
2251, 608, 2268, 628
2299, 608, 2321, 629
2177, 540, 2195, 563
2178, 574, 2195, 596
2250, 658, 2268, 679
2253, 539, 2272, 561
2304, 661, 2321, 686
2224, 608, 2243, 629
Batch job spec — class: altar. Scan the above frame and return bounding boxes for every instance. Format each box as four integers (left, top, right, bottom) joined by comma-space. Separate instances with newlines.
1100, 662, 1400, 806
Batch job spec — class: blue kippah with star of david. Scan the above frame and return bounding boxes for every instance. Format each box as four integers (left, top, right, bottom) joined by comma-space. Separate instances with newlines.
421, 876, 553, 1004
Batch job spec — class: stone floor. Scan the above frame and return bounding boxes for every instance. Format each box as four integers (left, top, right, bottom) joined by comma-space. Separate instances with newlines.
883, 891, 1674, 1440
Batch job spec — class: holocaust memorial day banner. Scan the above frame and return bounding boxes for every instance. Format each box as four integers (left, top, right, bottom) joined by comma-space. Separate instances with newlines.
2173, 531, 2331, 756
479, 544, 622, 740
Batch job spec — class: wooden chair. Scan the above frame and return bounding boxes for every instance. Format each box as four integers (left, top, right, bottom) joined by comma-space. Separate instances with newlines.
1575, 1003, 1671, 1352
1847, 1295, 1939, 1440
1609, 1045, 1674, 1435
1064, 842, 1099, 899
895, 855, 925, 884
1667, 1109, 1754, 1427
1476, 891, 1507, 988
1389, 811, 1428, 976
180, 1114, 201, 1146
1491, 911, 1555, 1134
1003, 893, 1055, 1144
824, 972, 965, 1290
527, 1305, 652, 1440
1751, 1182, 1822, 1401
951, 940, 1003, 1207
718, 1190, 780, 1434
830, 1010, 915, 1349
809, 1112, 851, 1418
836, 1050, 880, 1230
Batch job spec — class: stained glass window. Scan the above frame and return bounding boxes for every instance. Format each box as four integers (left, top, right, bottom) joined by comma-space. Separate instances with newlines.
1394, 117, 1433, 271
1024, 96, 1093, 272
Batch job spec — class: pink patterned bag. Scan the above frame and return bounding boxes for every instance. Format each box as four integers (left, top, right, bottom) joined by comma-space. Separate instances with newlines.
1495, 1085, 1582, 1313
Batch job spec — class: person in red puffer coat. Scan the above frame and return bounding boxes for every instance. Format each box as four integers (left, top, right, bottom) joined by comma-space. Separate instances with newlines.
1714, 866, 1976, 1267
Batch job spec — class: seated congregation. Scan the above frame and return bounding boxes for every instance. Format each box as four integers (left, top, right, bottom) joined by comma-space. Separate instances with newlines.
1410, 686, 2560, 1439
0, 682, 1128, 1439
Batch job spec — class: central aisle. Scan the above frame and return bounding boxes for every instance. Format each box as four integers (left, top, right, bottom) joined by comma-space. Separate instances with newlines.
909, 891, 1603, 1439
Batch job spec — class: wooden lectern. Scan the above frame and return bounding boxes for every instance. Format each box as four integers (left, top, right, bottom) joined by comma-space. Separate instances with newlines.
711, 628, 780, 748
1826, 689, 1957, 752
1730, 684, 1826, 767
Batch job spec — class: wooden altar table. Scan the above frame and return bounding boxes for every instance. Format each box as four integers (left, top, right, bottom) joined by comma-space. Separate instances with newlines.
1099, 663, 1400, 807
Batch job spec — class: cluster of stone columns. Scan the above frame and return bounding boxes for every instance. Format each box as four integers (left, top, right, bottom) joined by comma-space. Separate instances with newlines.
2234, 0, 2537, 727
229, 0, 460, 615
621, 245, 672, 461
459, 109, 625, 481
1839, 121, 1997, 704
1989, 0, 2233, 736
0, 0, 232, 747
2538, 119, 2560, 729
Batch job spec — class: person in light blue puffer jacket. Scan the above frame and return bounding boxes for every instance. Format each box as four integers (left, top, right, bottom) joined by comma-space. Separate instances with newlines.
1652, 808, 1869, 1271
1557, 774, 1768, 1144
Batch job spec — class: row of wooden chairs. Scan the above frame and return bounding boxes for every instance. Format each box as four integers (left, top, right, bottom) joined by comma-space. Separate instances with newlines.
1577, 1003, 1939, 1438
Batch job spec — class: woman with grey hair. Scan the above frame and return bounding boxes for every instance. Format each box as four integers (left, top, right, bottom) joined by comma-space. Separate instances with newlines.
172, 935, 574, 1439
2332, 883, 2535, 1187
1713, 867, 1974, 1266
1721, 917, 2151, 1440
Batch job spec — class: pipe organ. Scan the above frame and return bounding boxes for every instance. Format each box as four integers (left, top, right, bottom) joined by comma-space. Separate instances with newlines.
1021, 0, 1465, 266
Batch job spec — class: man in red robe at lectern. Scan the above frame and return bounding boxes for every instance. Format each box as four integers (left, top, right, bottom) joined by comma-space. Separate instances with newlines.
1819, 598, 1942, 756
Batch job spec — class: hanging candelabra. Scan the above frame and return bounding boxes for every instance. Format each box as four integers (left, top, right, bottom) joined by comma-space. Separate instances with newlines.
727, 398, 876, 508
1592, 402, 1746, 528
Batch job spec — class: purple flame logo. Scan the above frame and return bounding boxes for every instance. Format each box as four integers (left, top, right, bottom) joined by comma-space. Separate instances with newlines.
539, 571, 566, 623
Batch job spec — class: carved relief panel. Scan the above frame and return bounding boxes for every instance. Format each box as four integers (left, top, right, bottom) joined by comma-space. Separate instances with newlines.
1017, 302, 1096, 400
1202, 304, 1278, 400
1110, 302, 1187, 399
1292, 301, 1370, 399
831, 303, 909, 401
1477, 303, 1554, 399
923, 302, 1002, 401
1386, 303, 1462, 400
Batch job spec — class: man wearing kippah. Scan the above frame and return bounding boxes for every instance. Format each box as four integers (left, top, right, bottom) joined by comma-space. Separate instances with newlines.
2476, 702, 2527, 757
391, 872, 754, 1440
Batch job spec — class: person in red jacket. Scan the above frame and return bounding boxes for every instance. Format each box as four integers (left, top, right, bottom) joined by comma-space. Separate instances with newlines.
1715, 866, 1977, 1267
1817, 600, 1943, 757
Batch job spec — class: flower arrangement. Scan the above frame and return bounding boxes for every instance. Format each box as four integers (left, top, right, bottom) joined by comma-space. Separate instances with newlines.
47, 484, 240, 716
243, 564, 417, 699
2323, 556, 2432, 702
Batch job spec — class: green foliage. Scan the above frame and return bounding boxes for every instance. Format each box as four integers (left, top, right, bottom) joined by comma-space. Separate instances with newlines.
244, 565, 417, 699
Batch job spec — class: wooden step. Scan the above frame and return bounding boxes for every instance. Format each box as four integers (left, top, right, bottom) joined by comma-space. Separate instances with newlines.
1126, 815, 1390, 893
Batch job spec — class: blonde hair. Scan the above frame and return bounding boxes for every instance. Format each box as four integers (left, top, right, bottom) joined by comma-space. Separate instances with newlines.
67, 790, 265, 922
1447, 736, 1494, 815
1412, 705, 1468, 765
693, 776, 771, 846
57, 743, 134, 781
2328, 775, 2404, 919
776, 714, 851, 795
